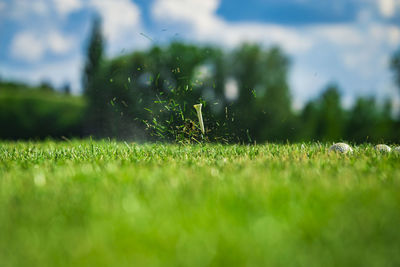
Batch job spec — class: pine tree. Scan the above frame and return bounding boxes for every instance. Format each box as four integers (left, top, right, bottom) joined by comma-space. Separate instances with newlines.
83, 16, 104, 95
82, 16, 105, 136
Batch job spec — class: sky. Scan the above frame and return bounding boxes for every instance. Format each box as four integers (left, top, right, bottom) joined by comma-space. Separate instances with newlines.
0, 0, 400, 109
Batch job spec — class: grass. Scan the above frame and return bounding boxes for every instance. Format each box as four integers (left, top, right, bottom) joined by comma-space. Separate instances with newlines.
1, 141, 400, 267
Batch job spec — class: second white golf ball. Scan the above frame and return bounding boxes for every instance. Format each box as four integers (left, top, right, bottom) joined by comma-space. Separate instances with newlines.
329, 143, 353, 154
374, 144, 391, 153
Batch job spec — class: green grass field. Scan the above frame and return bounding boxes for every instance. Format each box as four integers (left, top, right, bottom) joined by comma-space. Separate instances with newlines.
1, 141, 400, 267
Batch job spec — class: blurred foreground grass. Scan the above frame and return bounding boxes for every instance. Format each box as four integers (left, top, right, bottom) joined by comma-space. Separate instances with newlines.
1, 141, 400, 266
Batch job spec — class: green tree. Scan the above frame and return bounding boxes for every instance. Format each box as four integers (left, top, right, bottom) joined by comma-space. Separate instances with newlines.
230, 44, 292, 142
346, 98, 398, 143
389, 48, 400, 141
315, 84, 345, 141
258, 47, 293, 141
83, 16, 103, 93
62, 83, 71, 95
346, 98, 379, 143
82, 16, 105, 136
391, 49, 400, 91
377, 100, 396, 142
391, 49, 400, 123
39, 81, 54, 92
299, 101, 319, 141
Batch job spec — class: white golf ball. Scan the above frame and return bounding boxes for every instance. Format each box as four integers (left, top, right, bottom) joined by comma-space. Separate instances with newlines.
374, 144, 391, 153
329, 143, 353, 154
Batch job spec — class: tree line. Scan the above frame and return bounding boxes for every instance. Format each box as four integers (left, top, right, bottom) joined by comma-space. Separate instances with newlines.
1, 18, 399, 143
82, 19, 400, 143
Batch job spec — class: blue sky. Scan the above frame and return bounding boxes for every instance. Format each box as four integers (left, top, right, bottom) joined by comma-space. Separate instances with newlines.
0, 0, 399, 109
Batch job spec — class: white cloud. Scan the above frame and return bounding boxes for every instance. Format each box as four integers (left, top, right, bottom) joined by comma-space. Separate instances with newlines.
378, 0, 396, 18
10, 32, 45, 62
226, 23, 313, 53
5, 0, 145, 56
309, 25, 364, 47
10, 30, 75, 63
47, 31, 74, 54
152, 0, 219, 31
152, 0, 312, 53
5, 0, 49, 19
52, 0, 82, 16
5, 0, 83, 19
388, 26, 400, 46
290, 64, 328, 107
151, 0, 399, 53
338, 22, 400, 78
89, 0, 141, 42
